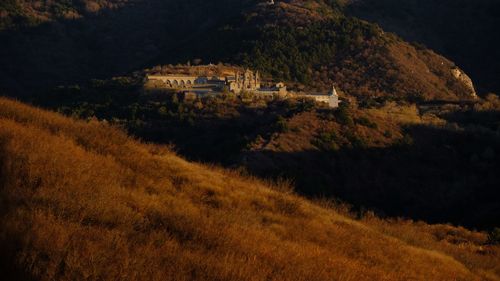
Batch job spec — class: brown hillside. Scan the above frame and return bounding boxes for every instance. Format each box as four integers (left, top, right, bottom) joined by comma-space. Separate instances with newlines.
247, 0, 477, 101
0, 98, 498, 281
1, 0, 479, 102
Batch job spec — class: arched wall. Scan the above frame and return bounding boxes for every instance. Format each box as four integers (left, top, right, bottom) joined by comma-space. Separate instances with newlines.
164, 78, 196, 88
148, 76, 207, 88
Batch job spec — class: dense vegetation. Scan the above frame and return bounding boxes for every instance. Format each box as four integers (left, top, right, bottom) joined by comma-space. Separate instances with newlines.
239, 18, 379, 84
0, 0, 476, 101
1, 98, 499, 281
0, 0, 252, 95
39, 76, 322, 164
37, 77, 500, 230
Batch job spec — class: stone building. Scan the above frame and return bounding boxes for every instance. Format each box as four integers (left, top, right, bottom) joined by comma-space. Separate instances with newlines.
146, 69, 261, 94
228, 69, 261, 93
146, 74, 225, 91
257, 82, 288, 98
145, 67, 340, 108
294, 86, 340, 108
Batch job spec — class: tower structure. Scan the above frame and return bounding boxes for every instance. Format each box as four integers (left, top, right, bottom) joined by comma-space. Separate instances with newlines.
328, 85, 340, 108
329, 85, 338, 97
229, 69, 261, 93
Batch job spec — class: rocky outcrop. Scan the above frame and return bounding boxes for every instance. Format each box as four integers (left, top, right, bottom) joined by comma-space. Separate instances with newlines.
450, 67, 477, 99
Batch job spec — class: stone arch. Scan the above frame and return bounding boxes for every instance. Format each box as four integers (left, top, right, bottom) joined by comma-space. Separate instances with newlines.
180, 80, 186, 88
186, 80, 192, 87
172, 80, 179, 87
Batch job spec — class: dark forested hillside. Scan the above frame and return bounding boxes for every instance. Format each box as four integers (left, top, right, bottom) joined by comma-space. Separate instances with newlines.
0, 0, 253, 95
0, 0, 478, 101
346, 0, 500, 95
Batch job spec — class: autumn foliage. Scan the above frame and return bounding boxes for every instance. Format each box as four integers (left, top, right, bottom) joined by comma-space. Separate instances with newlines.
0, 97, 498, 280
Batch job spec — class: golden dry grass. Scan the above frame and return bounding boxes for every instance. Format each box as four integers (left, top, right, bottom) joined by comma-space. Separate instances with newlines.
0, 97, 498, 281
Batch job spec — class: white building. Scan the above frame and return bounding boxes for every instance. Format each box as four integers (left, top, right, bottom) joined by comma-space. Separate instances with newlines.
294, 86, 340, 108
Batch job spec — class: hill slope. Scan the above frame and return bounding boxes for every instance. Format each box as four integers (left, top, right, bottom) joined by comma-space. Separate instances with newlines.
0, 98, 499, 280
44, 77, 500, 230
0, 0, 477, 101
346, 0, 500, 95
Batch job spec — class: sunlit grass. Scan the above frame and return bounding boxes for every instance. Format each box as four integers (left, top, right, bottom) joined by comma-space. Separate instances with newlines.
0, 97, 498, 281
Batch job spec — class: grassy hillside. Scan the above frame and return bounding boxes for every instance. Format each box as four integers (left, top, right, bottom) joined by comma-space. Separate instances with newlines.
0, 0, 135, 30
346, 0, 500, 95
40, 77, 500, 229
0, 0, 477, 101
243, 100, 500, 229
0, 97, 499, 280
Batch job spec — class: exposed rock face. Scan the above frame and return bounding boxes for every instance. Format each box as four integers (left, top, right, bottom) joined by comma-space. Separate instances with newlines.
451, 67, 477, 98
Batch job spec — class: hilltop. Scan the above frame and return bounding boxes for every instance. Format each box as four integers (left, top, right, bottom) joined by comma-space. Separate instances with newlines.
0, 0, 478, 101
346, 0, 500, 95
1, 97, 499, 280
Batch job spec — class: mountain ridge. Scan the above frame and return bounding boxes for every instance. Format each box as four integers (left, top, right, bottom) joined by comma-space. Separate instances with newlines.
0, 0, 479, 102
346, 0, 500, 95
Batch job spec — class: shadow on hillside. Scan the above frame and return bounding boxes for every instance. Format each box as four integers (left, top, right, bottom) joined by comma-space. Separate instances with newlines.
131, 109, 288, 165
102, 102, 500, 230
241, 124, 500, 230
0, 0, 252, 98
0, 141, 35, 281
26, 81, 500, 230
441, 109, 500, 131
346, 0, 500, 95
0, 236, 34, 281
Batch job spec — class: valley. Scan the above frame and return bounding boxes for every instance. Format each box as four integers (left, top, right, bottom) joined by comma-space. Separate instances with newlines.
0, 0, 499, 280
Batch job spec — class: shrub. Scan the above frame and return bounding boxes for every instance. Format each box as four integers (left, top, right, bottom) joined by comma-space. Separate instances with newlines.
346, 131, 367, 149
275, 116, 289, 133
158, 106, 169, 116
335, 104, 354, 126
488, 228, 500, 245
355, 117, 378, 129
313, 131, 340, 151
398, 133, 414, 146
